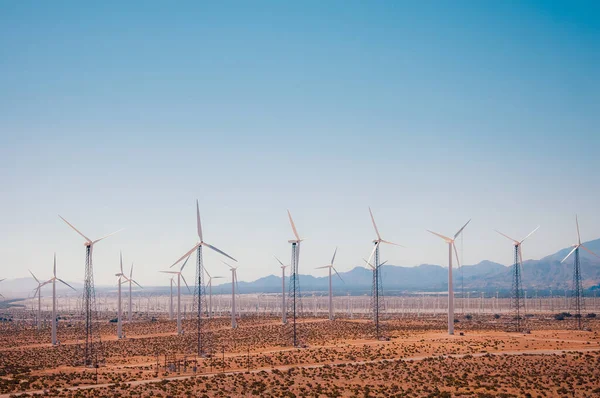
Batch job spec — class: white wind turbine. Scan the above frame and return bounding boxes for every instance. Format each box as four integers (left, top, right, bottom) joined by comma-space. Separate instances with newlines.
161, 254, 191, 334
427, 219, 471, 335
274, 256, 289, 324
0, 278, 4, 300
561, 216, 599, 264
125, 262, 142, 322
365, 207, 403, 338
495, 226, 540, 273
169, 277, 175, 320
169, 201, 237, 353
30, 270, 49, 331
45, 253, 76, 345
205, 268, 224, 319
114, 252, 129, 339
223, 261, 239, 328
316, 247, 344, 321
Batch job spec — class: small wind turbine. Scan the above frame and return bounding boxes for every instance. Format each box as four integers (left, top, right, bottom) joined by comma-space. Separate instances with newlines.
169, 277, 175, 320
45, 253, 76, 345
161, 254, 191, 334
223, 261, 239, 328
274, 256, 289, 324
125, 262, 142, 322
114, 252, 128, 339
30, 270, 49, 331
0, 278, 4, 300
561, 215, 599, 329
316, 247, 344, 321
205, 268, 224, 319
427, 219, 471, 335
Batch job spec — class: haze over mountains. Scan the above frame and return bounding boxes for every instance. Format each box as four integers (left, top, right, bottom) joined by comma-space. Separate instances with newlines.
2, 239, 600, 298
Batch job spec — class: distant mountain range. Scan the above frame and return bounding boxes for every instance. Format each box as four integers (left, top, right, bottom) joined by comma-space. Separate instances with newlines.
2, 239, 600, 298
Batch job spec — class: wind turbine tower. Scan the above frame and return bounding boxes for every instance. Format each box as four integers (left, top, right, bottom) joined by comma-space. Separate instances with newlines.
46, 254, 76, 345
286, 210, 304, 347
316, 248, 344, 320
169, 200, 236, 355
366, 208, 403, 339
162, 255, 191, 334
30, 270, 48, 331
59, 216, 120, 366
561, 215, 599, 330
495, 226, 539, 332
274, 256, 289, 324
428, 219, 471, 335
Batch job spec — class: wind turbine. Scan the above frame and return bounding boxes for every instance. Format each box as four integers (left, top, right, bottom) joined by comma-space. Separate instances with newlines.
274, 256, 289, 324
45, 253, 76, 345
169, 277, 175, 320
30, 270, 49, 331
495, 225, 539, 332
561, 215, 599, 329
114, 252, 129, 339
316, 247, 344, 321
169, 200, 236, 354
125, 262, 142, 322
0, 278, 4, 300
205, 268, 224, 319
365, 207, 403, 339
223, 261, 239, 328
161, 255, 191, 334
427, 219, 471, 335
287, 210, 304, 346
59, 215, 121, 366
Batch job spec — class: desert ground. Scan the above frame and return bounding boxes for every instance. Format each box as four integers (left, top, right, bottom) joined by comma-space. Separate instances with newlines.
1, 307, 599, 397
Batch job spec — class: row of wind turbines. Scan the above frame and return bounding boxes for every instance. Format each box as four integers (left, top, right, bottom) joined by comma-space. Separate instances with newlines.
21, 204, 598, 346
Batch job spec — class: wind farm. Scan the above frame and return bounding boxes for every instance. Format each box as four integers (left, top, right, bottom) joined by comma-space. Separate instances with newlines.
2, 1, 600, 396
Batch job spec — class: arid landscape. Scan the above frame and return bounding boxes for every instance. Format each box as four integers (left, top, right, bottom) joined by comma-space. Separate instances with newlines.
1, 311, 599, 397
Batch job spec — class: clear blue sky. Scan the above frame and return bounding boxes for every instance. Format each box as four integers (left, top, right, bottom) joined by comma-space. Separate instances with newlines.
1, 1, 599, 287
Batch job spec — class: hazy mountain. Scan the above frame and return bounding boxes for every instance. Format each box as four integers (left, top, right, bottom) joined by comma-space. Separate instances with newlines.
2, 239, 599, 298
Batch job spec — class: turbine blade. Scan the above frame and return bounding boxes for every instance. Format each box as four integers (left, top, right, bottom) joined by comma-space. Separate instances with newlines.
453, 242, 461, 268
362, 258, 375, 270
131, 279, 143, 289
427, 230, 452, 242
287, 209, 301, 241
196, 199, 203, 242
368, 207, 382, 241
120, 251, 124, 275
576, 215, 581, 245
57, 278, 76, 291
160, 271, 179, 274
519, 246, 524, 270
380, 260, 388, 266
453, 219, 471, 239
180, 253, 193, 272
204, 242, 237, 262
381, 239, 405, 248
53, 253, 56, 277
92, 228, 124, 244
494, 229, 519, 244
130, 262, 134, 279
365, 242, 379, 269
181, 274, 191, 293
59, 215, 91, 242
273, 256, 285, 267
205, 267, 212, 279
520, 226, 540, 244
171, 243, 200, 268
581, 244, 600, 258
222, 260, 234, 269
332, 267, 344, 283
29, 270, 39, 284
560, 246, 578, 264
315, 266, 330, 269
331, 247, 338, 265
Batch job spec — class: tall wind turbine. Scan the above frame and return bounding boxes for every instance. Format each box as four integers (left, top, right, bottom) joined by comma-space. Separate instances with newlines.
126, 262, 142, 322
30, 270, 48, 331
205, 268, 224, 319
316, 248, 344, 321
366, 208, 403, 339
223, 261, 239, 328
161, 255, 191, 334
274, 256, 289, 324
45, 254, 76, 345
495, 225, 539, 332
561, 215, 599, 329
59, 215, 121, 366
286, 210, 304, 346
428, 219, 471, 335
170, 200, 236, 355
